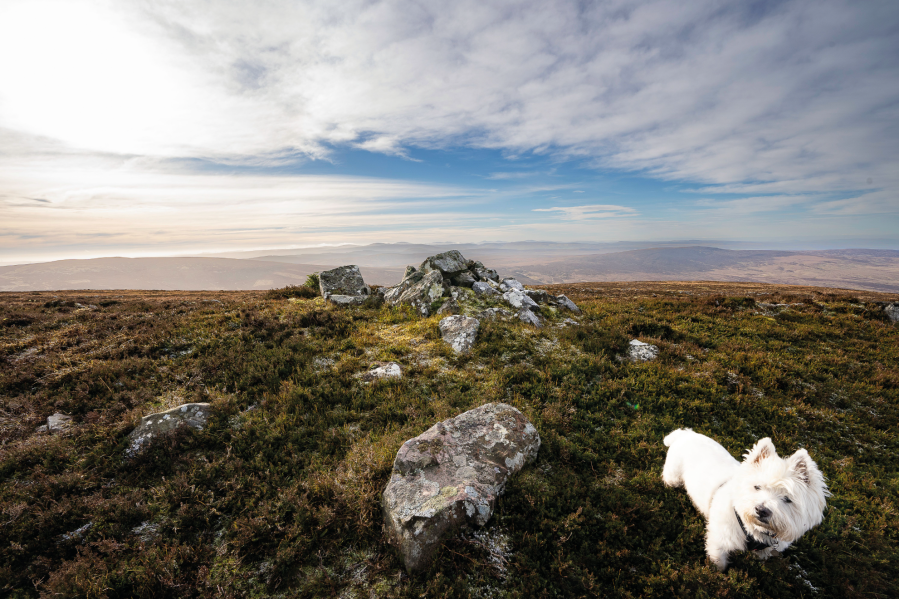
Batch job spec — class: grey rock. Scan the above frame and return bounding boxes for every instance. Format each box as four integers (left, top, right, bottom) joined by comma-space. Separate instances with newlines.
885, 303, 899, 323
127, 403, 211, 456
393, 270, 446, 316
439, 315, 479, 354
500, 278, 524, 292
555, 294, 582, 314
451, 271, 477, 288
475, 268, 500, 283
383, 270, 426, 304
436, 299, 460, 315
477, 308, 514, 321
360, 362, 402, 382
525, 289, 550, 304
472, 281, 498, 296
469, 260, 486, 270
517, 308, 543, 327
319, 265, 370, 300
420, 250, 469, 276
327, 294, 368, 306
36, 412, 74, 434
382, 402, 540, 571
403, 265, 418, 279
628, 339, 659, 362
502, 289, 539, 310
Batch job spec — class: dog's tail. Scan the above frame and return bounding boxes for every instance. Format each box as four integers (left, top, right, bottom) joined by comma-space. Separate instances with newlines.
663, 428, 693, 447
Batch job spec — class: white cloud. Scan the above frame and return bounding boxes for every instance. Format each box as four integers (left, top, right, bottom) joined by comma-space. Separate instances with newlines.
533, 204, 637, 220
0, 0, 895, 201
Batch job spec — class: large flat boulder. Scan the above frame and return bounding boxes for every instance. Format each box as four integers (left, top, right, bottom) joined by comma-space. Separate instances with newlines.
319, 265, 370, 300
127, 403, 210, 456
420, 250, 469, 277
382, 403, 540, 571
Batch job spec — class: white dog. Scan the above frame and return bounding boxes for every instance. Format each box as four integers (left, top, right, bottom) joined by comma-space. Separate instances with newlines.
662, 428, 829, 571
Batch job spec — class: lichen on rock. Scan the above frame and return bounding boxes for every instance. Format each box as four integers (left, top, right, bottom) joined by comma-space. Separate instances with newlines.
382, 403, 540, 571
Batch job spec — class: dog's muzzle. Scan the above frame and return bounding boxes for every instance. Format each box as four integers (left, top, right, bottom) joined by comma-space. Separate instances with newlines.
755, 505, 772, 523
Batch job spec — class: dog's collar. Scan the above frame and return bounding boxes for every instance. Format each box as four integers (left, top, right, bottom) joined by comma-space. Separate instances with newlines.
734, 509, 779, 551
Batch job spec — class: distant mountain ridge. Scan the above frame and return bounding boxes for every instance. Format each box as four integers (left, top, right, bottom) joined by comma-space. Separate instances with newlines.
1, 244, 898, 292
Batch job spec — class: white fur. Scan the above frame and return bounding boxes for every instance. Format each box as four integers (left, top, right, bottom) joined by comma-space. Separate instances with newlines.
662, 428, 829, 571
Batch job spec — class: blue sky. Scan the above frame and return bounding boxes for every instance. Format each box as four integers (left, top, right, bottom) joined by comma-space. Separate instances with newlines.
0, 0, 897, 263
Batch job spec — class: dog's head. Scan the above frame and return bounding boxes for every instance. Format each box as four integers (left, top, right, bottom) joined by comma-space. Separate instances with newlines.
734, 438, 830, 543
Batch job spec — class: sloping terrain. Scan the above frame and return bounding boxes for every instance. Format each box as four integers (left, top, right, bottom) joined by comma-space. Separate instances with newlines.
1, 282, 897, 598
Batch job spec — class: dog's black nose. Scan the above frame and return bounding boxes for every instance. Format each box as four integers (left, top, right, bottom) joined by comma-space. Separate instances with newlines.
755, 506, 772, 521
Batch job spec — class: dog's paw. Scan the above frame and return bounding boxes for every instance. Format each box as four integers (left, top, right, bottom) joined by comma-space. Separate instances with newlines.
752, 547, 780, 561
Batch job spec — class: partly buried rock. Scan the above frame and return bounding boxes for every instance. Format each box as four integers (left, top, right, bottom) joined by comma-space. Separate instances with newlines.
525, 289, 550, 304
517, 308, 542, 327
382, 403, 540, 571
436, 298, 460, 315
477, 307, 513, 321
628, 339, 659, 362
885, 303, 899, 324
554, 294, 582, 314
360, 362, 402, 382
319, 265, 370, 303
439, 315, 479, 354
127, 403, 210, 456
36, 412, 74, 434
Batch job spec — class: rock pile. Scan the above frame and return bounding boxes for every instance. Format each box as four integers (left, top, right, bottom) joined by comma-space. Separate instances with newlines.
382, 403, 540, 571
379, 250, 581, 327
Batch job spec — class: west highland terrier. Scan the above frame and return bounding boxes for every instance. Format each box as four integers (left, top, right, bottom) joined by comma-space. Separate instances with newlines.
662, 428, 829, 571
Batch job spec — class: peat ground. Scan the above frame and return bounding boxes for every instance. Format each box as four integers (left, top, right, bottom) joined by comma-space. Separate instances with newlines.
1, 282, 897, 598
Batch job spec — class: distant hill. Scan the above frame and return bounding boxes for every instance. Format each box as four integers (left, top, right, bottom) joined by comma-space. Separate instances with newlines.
0, 257, 404, 291
2, 245, 898, 292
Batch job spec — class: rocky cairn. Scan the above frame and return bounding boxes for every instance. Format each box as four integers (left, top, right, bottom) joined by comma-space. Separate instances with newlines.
382, 403, 540, 571
380, 250, 581, 327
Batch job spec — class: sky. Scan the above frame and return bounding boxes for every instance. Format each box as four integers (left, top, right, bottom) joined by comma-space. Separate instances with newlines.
0, 0, 897, 264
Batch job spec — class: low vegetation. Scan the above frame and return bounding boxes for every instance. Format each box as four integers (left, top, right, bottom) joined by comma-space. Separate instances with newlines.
1, 283, 897, 598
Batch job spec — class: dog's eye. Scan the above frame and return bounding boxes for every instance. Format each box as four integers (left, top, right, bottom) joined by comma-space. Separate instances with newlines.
783, 497, 792, 504
754, 485, 760, 491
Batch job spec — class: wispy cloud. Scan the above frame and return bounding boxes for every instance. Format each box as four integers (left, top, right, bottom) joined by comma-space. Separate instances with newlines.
533, 204, 637, 220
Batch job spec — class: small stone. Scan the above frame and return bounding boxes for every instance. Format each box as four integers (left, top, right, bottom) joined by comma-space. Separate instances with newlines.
403, 265, 418, 279
499, 278, 525, 292
472, 281, 498, 296
628, 339, 659, 362
382, 403, 540, 571
360, 362, 402, 382
437, 299, 460, 315
559, 318, 579, 327
885, 303, 899, 323
525, 289, 550, 304
517, 308, 542, 327
127, 403, 211, 456
502, 290, 538, 310
477, 308, 513, 321
554, 294, 582, 314
46, 413, 74, 434
439, 315, 479, 354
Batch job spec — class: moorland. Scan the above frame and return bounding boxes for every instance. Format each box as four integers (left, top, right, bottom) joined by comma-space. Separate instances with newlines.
1, 281, 897, 598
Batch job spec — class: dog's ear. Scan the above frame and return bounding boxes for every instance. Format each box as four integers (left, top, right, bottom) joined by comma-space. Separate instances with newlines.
786, 449, 813, 485
744, 437, 777, 465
